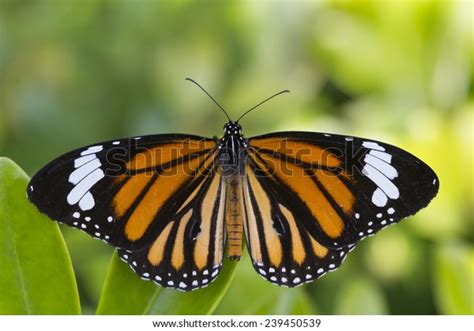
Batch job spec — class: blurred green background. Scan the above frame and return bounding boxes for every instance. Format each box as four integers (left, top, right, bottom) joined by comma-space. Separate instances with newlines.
0, 0, 472, 315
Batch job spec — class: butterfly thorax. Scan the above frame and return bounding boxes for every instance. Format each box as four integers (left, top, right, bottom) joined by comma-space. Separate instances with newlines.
218, 122, 248, 177
217, 122, 248, 260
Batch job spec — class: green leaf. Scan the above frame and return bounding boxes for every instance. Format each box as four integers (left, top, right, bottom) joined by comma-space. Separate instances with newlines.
97, 252, 238, 315
96, 253, 157, 315
215, 253, 317, 315
147, 259, 238, 315
0, 157, 80, 314
433, 243, 474, 314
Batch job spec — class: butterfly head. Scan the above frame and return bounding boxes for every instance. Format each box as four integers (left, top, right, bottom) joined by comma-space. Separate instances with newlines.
223, 122, 242, 136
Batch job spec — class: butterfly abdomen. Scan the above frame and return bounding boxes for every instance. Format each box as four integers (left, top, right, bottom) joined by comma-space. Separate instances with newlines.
224, 176, 245, 260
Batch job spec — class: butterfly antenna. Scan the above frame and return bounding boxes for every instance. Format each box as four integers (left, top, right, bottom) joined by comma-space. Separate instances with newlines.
185, 77, 232, 122
236, 89, 290, 123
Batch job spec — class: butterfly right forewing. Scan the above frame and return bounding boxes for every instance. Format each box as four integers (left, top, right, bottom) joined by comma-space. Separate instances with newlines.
247, 132, 439, 248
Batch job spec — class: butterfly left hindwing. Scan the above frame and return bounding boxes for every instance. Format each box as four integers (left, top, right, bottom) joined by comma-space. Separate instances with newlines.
117, 165, 226, 291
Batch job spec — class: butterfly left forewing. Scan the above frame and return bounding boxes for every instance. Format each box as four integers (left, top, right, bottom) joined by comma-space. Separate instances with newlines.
27, 134, 217, 250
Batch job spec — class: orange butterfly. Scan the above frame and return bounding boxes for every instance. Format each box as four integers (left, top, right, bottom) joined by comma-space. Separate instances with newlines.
28, 79, 438, 291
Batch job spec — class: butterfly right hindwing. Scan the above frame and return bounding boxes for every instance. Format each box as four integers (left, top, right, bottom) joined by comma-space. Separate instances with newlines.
243, 163, 351, 287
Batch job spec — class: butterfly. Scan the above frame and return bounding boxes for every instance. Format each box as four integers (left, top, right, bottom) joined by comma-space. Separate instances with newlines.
27, 78, 439, 291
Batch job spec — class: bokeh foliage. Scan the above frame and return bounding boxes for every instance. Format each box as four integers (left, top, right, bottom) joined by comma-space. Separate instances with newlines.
0, 0, 472, 314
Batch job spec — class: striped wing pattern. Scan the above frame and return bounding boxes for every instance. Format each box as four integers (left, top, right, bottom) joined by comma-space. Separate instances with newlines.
118, 166, 226, 291
27, 129, 439, 291
244, 132, 438, 286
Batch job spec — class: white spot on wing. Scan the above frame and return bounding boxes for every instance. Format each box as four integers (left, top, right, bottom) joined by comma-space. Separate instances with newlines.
78, 192, 95, 211
363, 164, 399, 199
364, 154, 398, 180
74, 154, 95, 168
67, 168, 104, 205
68, 158, 102, 185
80, 145, 103, 156
369, 149, 392, 163
372, 188, 388, 207
362, 142, 400, 207
362, 141, 385, 151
